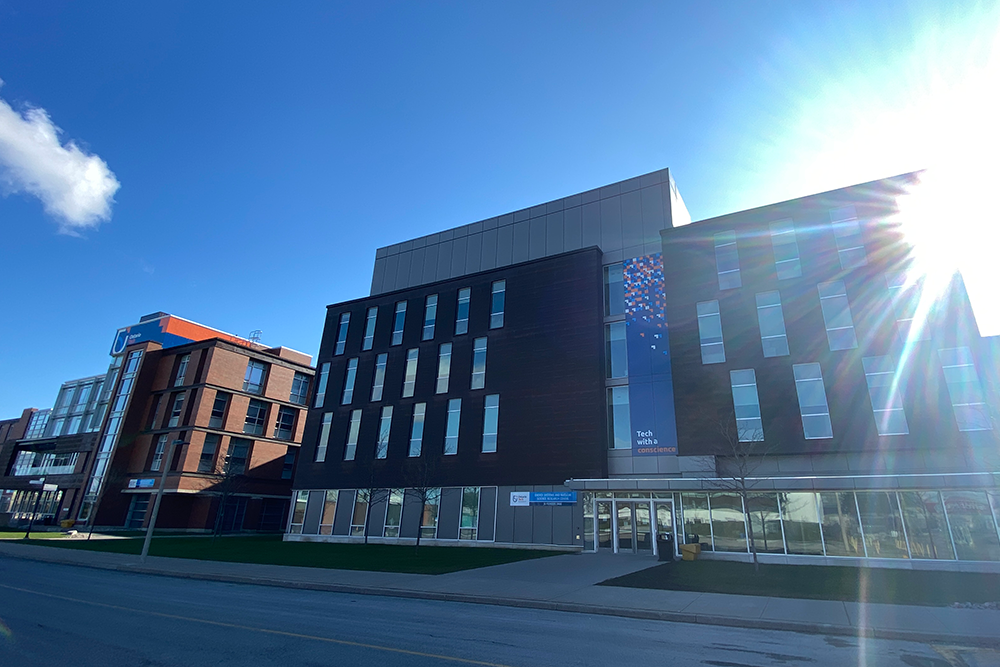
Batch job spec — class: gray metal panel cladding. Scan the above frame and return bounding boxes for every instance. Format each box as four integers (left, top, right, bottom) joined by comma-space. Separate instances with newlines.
333, 489, 355, 535
478, 486, 497, 540
303, 490, 325, 534
437, 487, 461, 539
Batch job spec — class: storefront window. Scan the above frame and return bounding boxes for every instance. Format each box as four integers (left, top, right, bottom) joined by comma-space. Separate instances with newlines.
780, 492, 824, 555
710, 492, 747, 553
898, 491, 955, 560
856, 491, 909, 558
942, 491, 1000, 561
746, 493, 784, 554
583, 492, 595, 551
681, 493, 713, 551
819, 492, 864, 557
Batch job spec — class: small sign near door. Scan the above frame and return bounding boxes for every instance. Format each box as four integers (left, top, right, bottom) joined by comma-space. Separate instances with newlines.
510, 491, 577, 506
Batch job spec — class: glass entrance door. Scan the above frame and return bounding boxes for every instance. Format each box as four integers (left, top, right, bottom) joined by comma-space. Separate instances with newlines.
653, 501, 675, 558
614, 501, 654, 554
616, 504, 633, 551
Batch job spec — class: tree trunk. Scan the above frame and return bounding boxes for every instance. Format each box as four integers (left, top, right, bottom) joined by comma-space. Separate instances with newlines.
744, 491, 760, 573
414, 500, 425, 553
363, 496, 370, 545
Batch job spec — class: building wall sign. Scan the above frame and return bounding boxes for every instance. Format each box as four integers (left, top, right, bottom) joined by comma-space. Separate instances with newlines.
510, 491, 577, 506
112, 315, 253, 356
128, 478, 156, 489
623, 253, 678, 455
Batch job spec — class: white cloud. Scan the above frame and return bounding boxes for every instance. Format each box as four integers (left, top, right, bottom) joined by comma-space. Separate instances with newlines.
0, 79, 120, 233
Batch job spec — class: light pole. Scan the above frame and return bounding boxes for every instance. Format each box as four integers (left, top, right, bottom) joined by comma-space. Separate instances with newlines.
140, 439, 185, 562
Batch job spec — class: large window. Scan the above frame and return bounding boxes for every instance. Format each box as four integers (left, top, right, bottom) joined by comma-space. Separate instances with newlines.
402, 349, 418, 398
289, 490, 309, 534
341, 358, 358, 405
383, 489, 404, 537
792, 363, 833, 439
605, 322, 627, 378
391, 301, 407, 346
730, 369, 763, 442
607, 386, 631, 449
831, 206, 867, 269
942, 491, 1000, 561
289, 372, 310, 405
313, 363, 330, 408
174, 354, 190, 387
818, 281, 858, 351
351, 491, 368, 537
409, 403, 426, 457
436, 343, 452, 394
282, 449, 295, 480
225, 438, 251, 475
898, 491, 955, 560
471, 337, 487, 390
319, 490, 339, 535
422, 295, 437, 341
420, 488, 441, 538
151, 434, 167, 472
198, 434, 219, 473
371, 353, 387, 402
490, 280, 506, 329
444, 399, 461, 455
167, 392, 185, 428
604, 263, 625, 316
460, 487, 480, 540
862, 356, 909, 436
344, 409, 361, 461
455, 288, 471, 335
362, 307, 377, 351
856, 491, 908, 558
769, 219, 802, 280
696, 300, 725, 364
243, 359, 268, 395
755, 291, 789, 358
482, 394, 499, 453
315, 413, 332, 462
939, 347, 992, 431
243, 399, 268, 436
886, 272, 930, 342
334, 312, 350, 355
714, 230, 741, 290
376, 406, 392, 459
273, 405, 297, 440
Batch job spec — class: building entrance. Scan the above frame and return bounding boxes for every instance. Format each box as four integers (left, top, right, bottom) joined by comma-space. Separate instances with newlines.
612, 499, 675, 557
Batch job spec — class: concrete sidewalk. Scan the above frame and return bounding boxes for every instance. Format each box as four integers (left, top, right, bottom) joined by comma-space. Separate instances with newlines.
2, 540, 999, 648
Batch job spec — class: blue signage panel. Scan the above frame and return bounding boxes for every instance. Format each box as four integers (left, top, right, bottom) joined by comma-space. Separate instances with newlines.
623, 253, 678, 456
530, 492, 577, 506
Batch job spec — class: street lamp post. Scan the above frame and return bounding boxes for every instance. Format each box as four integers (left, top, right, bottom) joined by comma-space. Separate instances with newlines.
140, 439, 185, 562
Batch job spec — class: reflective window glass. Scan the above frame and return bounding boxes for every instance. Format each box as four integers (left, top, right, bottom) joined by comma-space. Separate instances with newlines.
697, 300, 725, 364
714, 230, 741, 290
755, 291, 789, 357
606, 386, 631, 450
780, 492, 824, 555
769, 219, 802, 280
605, 322, 628, 378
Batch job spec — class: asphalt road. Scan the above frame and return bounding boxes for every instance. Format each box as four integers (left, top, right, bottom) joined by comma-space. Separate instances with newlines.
0, 557, 986, 667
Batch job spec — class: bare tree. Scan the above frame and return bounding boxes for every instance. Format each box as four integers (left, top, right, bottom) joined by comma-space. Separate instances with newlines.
704, 414, 775, 573
353, 444, 391, 545
403, 455, 438, 552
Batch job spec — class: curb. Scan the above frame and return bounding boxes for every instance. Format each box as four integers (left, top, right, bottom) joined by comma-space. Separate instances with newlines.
3, 545, 999, 649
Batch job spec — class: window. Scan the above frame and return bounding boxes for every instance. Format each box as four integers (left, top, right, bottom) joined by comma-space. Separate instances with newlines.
471, 337, 487, 389
362, 307, 377, 351
482, 394, 499, 453
209, 391, 230, 429
167, 392, 185, 427
273, 405, 297, 440
383, 489, 404, 537
793, 363, 833, 439
344, 409, 361, 461
444, 399, 461, 455
316, 413, 332, 462
391, 301, 407, 345
607, 386, 631, 449
886, 272, 931, 342
376, 406, 392, 459
351, 491, 369, 537
281, 448, 296, 479
436, 343, 452, 394
714, 230, 741, 290
151, 434, 167, 472
198, 434, 219, 473
243, 359, 268, 395
460, 487, 480, 540
818, 281, 858, 351
341, 358, 358, 405
862, 356, 909, 436
319, 489, 339, 535
243, 399, 268, 436
831, 206, 867, 269
455, 288, 471, 335
290, 372, 310, 405
605, 322, 627, 378
769, 219, 802, 280
409, 403, 426, 457
174, 354, 191, 387
224, 438, 250, 475
755, 291, 789, 357
289, 490, 309, 534
314, 363, 330, 408
402, 349, 418, 398
730, 370, 764, 442
334, 312, 350, 355
490, 280, 506, 329
371, 353, 387, 401
939, 347, 992, 431
423, 295, 437, 341
604, 263, 625, 316
420, 488, 441, 538
696, 300, 725, 364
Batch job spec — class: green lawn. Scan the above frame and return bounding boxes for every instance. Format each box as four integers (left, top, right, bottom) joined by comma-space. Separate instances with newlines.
0, 529, 69, 539
10, 534, 558, 574
600, 559, 1000, 607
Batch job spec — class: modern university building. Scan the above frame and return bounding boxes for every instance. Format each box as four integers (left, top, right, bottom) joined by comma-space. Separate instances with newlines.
286, 168, 1000, 571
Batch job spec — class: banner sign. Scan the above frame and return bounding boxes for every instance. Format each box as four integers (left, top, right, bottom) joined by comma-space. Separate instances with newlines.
623, 253, 679, 456
128, 478, 157, 489
112, 315, 254, 356
510, 491, 577, 507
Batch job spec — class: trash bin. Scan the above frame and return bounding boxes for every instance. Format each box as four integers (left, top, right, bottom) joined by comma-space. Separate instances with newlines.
657, 533, 675, 561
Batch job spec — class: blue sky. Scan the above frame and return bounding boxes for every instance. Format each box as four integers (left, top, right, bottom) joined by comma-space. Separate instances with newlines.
2, 1, 998, 417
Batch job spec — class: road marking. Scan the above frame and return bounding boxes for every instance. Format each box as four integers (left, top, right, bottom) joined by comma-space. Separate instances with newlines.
0, 582, 514, 667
